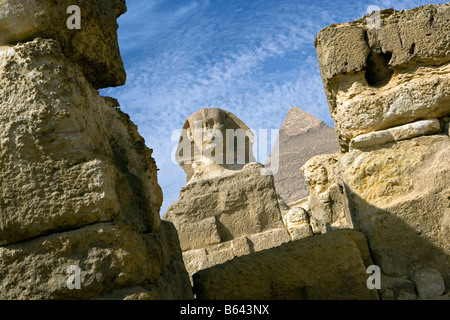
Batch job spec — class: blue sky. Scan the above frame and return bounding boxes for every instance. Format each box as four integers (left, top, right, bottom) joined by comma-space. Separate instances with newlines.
101, 0, 447, 215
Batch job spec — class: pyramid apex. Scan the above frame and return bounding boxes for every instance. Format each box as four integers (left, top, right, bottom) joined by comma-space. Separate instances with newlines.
281, 107, 326, 136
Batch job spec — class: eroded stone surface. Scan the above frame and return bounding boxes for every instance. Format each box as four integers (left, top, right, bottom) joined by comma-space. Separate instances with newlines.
0, 0, 127, 88
0, 38, 192, 300
349, 119, 441, 150
0, 39, 160, 245
301, 153, 352, 234
315, 4, 450, 150
164, 163, 291, 276
340, 135, 450, 287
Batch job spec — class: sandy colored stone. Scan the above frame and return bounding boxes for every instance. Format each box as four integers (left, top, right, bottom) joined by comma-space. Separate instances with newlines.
268, 107, 339, 204
164, 163, 286, 246
281, 206, 313, 240
175, 217, 222, 252
350, 119, 441, 150
0, 39, 161, 246
164, 162, 292, 276
0, 222, 188, 300
182, 249, 209, 277
0, 0, 127, 88
0, 38, 192, 300
167, 109, 292, 276
301, 153, 352, 234
315, 4, 450, 150
340, 135, 450, 287
193, 230, 379, 300
247, 228, 291, 252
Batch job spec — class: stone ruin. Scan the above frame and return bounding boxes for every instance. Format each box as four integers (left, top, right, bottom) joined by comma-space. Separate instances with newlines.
0, 0, 192, 299
310, 3, 450, 299
186, 4, 450, 300
164, 108, 295, 278
0, 0, 449, 301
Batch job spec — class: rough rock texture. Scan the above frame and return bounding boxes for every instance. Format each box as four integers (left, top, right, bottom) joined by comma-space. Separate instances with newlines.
350, 119, 441, 150
315, 3, 450, 151
175, 108, 255, 183
301, 153, 353, 234
268, 107, 339, 204
0, 38, 192, 299
193, 230, 379, 300
340, 135, 450, 288
306, 3, 450, 300
164, 163, 291, 276
281, 205, 314, 241
0, 0, 127, 88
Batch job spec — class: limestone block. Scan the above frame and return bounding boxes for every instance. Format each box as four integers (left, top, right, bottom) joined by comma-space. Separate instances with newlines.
412, 269, 446, 299
282, 207, 313, 240
0, 223, 162, 300
205, 245, 235, 269
0, 38, 192, 300
247, 228, 291, 252
231, 236, 252, 257
182, 249, 209, 277
350, 119, 441, 150
340, 135, 450, 286
315, 4, 450, 150
176, 217, 222, 252
0, 39, 161, 246
0, 0, 127, 88
193, 230, 379, 300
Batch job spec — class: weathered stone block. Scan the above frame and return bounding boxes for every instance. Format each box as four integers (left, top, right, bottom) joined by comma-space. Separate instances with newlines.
341, 135, 450, 286
0, 223, 160, 300
0, 39, 161, 246
0, 0, 127, 88
315, 4, 450, 150
193, 230, 379, 300
350, 119, 441, 150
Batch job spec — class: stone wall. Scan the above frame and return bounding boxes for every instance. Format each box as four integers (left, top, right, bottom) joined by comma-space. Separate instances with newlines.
0, 1, 192, 300
304, 3, 450, 299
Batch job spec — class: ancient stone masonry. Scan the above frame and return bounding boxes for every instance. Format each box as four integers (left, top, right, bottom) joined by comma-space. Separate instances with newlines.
0, 0, 127, 88
304, 3, 450, 299
315, 3, 450, 152
0, 1, 192, 299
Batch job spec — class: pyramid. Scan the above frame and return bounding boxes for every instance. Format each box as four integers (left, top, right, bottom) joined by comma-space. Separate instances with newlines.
268, 107, 339, 204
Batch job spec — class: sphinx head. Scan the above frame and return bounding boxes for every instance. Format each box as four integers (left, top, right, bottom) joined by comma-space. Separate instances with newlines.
0, 0, 127, 88
176, 108, 256, 182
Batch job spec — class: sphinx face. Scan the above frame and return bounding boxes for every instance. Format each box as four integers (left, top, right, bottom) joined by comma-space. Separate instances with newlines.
0, 0, 127, 88
177, 108, 255, 182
